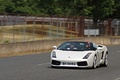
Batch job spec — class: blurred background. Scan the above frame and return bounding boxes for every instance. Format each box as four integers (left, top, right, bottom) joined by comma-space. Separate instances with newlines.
0, 15, 119, 44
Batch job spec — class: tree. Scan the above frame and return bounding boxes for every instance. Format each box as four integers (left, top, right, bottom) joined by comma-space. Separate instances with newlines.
89, 0, 115, 27
111, 0, 120, 18
36, 0, 56, 15
11, 0, 40, 14
0, 0, 118, 21
55, 0, 74, 16
12, 0, 33, 14
0, 0, 15, 14
71, 0, 92, 16
69, 0, 115, 27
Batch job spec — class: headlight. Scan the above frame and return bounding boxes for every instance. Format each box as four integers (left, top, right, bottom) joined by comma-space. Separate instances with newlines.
83, 53, 92, 59
51, 51, 57, 58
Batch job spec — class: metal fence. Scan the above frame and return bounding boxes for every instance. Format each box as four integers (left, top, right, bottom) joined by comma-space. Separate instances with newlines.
0, 15, 120, 44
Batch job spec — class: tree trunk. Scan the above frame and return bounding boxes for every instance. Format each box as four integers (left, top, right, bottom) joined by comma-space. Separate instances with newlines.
93, 16, 98, 28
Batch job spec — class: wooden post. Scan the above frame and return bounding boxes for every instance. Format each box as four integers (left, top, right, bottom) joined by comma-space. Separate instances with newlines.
78, 16, 85, 37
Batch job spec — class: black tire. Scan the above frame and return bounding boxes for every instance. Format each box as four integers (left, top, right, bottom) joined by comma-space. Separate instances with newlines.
103, 53, 108, 67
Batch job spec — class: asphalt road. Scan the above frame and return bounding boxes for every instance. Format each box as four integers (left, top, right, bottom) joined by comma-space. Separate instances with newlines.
0, 45, 120, 80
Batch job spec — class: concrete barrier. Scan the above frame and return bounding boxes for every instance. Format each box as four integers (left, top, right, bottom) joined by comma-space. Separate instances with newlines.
0, 37, 120, 57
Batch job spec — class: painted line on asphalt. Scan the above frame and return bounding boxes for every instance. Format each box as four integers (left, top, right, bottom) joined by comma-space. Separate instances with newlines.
115, 78, 120, 80
38, 63, 50, 66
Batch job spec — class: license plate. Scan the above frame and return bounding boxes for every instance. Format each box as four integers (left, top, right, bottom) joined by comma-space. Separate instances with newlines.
62, 62, 75, 65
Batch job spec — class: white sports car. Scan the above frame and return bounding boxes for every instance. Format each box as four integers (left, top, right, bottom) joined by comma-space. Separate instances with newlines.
50, 41, 108, 69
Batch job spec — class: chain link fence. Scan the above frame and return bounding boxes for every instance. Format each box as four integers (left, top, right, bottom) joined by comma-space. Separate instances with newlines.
0, 15, 120, 44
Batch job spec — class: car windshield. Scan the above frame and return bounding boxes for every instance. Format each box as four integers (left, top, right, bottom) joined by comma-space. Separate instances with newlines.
57, 42, 96, 51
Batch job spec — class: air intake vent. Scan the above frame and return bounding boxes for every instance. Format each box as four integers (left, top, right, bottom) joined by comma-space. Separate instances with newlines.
52, 60, 61, 65
77, 61, 88, 66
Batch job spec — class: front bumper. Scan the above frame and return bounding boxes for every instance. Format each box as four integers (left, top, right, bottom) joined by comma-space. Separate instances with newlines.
51, 59, 92, 68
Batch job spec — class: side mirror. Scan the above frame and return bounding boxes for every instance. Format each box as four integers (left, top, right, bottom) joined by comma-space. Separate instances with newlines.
93, 48, 97, 51
53, 46, 57, 49
97, 47, 102, 50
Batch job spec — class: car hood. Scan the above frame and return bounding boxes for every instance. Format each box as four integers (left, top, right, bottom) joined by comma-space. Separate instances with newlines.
53, 50, 94, 60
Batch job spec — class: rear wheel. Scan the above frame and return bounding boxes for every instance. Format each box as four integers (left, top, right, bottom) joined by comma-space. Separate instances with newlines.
103, 53, 108, 67
92, 55, 97, 69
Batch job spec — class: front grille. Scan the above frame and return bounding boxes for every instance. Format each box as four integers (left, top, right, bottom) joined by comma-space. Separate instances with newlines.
52, 60, 61, 65
77, 61, 88, 66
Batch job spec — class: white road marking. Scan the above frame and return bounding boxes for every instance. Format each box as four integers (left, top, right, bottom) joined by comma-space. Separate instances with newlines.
38, 63, 50, 66
115, 78, 120, 80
